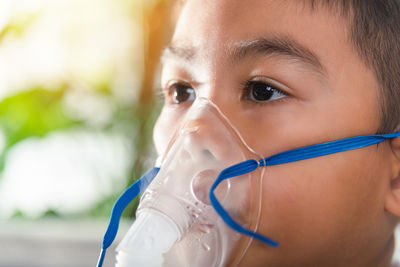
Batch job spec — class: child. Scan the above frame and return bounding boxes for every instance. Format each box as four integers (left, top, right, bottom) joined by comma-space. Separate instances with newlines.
152, 0, 400, 266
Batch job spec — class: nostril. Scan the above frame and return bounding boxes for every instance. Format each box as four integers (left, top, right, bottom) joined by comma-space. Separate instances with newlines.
201, 149, 215, 160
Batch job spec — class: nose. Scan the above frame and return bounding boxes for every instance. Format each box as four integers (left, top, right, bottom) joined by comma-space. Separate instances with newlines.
178, 99, 246, 165
200, 86, 237, 126
173, 98, 248, 205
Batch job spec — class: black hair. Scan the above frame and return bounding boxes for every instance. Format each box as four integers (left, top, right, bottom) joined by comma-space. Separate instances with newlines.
307, 0, 400, 133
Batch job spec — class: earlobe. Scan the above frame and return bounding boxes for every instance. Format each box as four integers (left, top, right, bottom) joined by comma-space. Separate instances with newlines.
385, 136, 400, 217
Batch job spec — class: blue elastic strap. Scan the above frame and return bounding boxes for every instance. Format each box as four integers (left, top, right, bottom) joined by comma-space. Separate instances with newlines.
209, 131, 400, 247
209, 159, 279, 247
97, 167, 160, 267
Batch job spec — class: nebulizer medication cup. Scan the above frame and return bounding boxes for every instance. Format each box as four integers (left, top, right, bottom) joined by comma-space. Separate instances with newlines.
116, 98, 266, 267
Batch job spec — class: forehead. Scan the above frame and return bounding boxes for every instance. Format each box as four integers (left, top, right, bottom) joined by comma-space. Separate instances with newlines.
173, 0, 344, 37
170, 0, 351, 78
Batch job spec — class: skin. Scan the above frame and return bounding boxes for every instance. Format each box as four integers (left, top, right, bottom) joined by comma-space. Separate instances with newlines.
153, 0, 400, 266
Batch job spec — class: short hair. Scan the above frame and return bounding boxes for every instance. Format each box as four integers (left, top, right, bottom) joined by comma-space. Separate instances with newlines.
306, 0, 400, 133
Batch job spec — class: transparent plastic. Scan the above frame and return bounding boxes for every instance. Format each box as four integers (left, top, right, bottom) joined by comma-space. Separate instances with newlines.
116, 98, 265, 267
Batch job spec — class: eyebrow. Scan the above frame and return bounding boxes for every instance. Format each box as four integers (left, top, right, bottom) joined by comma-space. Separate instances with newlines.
161, 43, 196, 63
231, 36, 326, 74
162, 36, 326, 75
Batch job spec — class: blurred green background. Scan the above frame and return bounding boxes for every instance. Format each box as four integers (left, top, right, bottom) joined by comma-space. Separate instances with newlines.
0, 0, 176, 265
0, 0, 174, 221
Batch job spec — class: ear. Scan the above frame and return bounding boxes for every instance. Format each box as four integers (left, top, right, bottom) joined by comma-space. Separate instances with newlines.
385, 136, 400, 217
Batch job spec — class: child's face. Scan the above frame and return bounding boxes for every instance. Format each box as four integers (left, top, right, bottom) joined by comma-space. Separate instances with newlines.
154, 0, 396, 265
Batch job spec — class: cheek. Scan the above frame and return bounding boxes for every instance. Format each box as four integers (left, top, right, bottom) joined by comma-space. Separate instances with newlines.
252, 147, 389, 261
153, 106, 188, 157
153, 112, 175, 157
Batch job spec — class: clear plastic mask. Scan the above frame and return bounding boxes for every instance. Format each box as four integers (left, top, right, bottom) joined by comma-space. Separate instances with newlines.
116, 98, 265, 267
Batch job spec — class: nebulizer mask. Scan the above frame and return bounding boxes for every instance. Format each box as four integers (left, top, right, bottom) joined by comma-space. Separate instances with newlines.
97, 97, 400, 267
118, 98, 267, 267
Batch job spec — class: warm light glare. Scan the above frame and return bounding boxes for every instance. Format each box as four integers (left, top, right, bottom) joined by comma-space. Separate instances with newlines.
0, 0, 147, 219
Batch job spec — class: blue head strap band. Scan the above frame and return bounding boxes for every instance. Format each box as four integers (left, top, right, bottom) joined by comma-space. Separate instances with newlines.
97, 131, 400, 266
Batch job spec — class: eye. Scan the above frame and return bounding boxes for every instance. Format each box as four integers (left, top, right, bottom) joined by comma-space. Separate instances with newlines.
167, 82, 196, 104
244, 80, 287, 103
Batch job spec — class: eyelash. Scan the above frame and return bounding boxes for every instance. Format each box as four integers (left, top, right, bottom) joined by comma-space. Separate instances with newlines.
162, 79, 288, 105
241, 80, 288, 105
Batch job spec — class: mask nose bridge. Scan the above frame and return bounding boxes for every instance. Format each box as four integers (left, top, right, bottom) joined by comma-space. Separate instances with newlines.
202, 90, 234, 122
179, 116, 219, 164
178, 98, 244, 165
